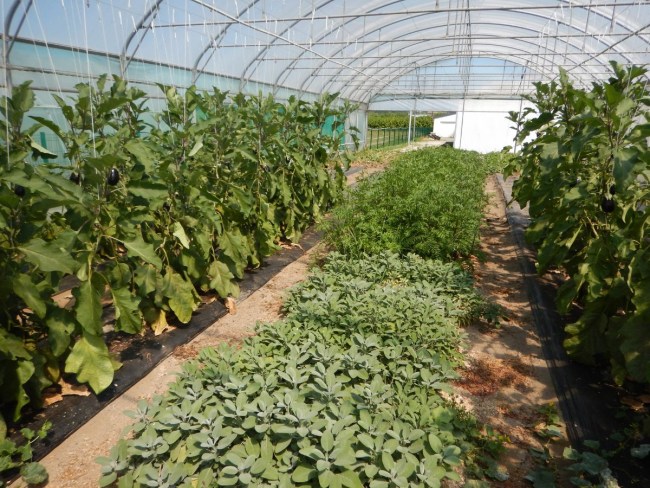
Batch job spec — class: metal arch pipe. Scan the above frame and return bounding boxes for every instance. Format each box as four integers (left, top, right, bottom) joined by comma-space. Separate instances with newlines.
166, 2, 645, 31
4, 0, 34, 55
235, 0, 339, 94
332, 40, 596, 93
294, 5, 639, 99
564, 21, 650, 75
119, 0, 164, 77
276, 0, 425, 96
187, 0, 385, 98
302, 27, 585, 96
308, 0, 648, 93
3, 0, 35, 90
306, 31, 606, 101
184, 0, 338, 93
311, 39, 622, 101
340, 38, 602, 103
190, 0, 264, 84
282, 0, 643, 96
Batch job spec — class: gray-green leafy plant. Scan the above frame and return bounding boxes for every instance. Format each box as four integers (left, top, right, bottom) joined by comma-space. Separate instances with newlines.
99, 252, 502, 487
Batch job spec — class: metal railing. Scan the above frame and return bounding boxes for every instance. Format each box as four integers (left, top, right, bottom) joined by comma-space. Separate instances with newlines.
366, 126, 430, 149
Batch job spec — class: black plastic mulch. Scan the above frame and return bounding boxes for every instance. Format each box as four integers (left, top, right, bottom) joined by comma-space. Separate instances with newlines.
17, 227, 322, 464
496, 174, 649, 486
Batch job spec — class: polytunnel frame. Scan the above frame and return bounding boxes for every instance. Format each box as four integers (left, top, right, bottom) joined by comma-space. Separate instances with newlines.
283, 12, 597, 96
227, 0, 645, 101
291, 10, 647, 99
333, 38, 619, 103
2, 1, 648, 102
185, 0, 398, 102
1, 0, 274, 98
301, 6, 646, 100
296, 32, 595, 100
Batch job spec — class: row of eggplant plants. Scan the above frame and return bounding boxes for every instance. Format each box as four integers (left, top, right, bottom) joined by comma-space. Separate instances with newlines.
505, 62, 649, 385
0, 75, 358, 434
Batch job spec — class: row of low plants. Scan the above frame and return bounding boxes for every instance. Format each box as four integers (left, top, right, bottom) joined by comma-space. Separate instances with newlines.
100, 252, 504, 487
322, 147, 500, 261
505, 62, 649, 386
367, 113, 433, 129
0, 75, 357, 477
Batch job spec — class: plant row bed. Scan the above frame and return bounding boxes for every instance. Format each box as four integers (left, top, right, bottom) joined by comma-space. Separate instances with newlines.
0, 77, 356, 430
97, 147, 511, 487
100, 252, 502, 487
1, 77, 359, 485
503, 62, 649, 484
13, 228, 322, 468
505, 62, 649, 386
322, 146, 507, 261
496, 175, 650, 487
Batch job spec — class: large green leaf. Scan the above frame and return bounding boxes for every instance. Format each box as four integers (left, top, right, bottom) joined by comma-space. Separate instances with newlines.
111, 286, 142, 334
64, 332, 116, 394
228, 185, 254, 217
619, 315, 650, 383
122, 235, 163, 268
12, 274, 47, 318
29, 115, 64, 139
134, 264, 159, 295
128, 181, 168, 202
0, 329, 35, 420
207, 260, 239, 298
18, 238, 78, 274
613, 147, 638, 190
163, 270, 196, 324
187, 138, 203, 157
218, 229, 250, 277
73, 275, 104, 336
46, 308, 76, 357
125, 139, 158, 172
173, 222, 191, 249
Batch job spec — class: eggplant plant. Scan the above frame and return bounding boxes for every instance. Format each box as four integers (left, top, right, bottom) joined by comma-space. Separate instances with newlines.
0, 75, 358, 437
506, 62, 650, 384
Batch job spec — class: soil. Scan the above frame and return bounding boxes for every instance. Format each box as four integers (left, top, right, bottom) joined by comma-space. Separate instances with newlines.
30, 163, 567, 487
451, 175, 570, 485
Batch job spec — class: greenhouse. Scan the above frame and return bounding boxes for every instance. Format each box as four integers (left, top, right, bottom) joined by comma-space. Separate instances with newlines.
1, 1, 649, 487
4, 0, 649, 151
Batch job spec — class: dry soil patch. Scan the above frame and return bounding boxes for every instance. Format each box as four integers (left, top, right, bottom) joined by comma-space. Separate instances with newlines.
452, 175, 569, 485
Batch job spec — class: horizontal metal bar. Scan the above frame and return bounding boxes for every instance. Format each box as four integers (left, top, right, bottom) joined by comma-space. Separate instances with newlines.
307, 71, 615, 77
262, 57, 623, 68
210, 36, 649, 48
157, 3, 641, 28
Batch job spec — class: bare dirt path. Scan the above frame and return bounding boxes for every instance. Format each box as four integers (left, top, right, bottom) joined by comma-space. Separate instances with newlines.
453, 175, 568, 485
